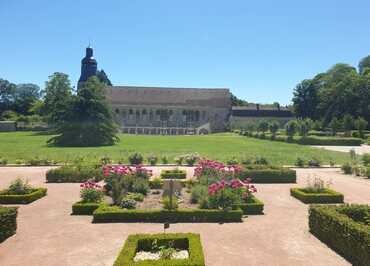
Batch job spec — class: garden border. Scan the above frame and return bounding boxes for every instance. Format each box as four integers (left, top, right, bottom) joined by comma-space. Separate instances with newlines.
0, 188, 47, 204
234, 195, 264, 215
0, 206, 18, 243
290, 188, 344, 204
72, 201, 102, 215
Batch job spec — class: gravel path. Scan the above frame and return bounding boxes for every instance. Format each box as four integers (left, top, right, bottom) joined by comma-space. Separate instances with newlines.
0, 167, 369, 266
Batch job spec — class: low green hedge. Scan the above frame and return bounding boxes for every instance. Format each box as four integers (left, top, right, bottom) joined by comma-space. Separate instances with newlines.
93, 206, 243, 223
160, 169, 187, 179
46, 165, 103, 183
297, 136, 363, 146
290, 188, 344, 204
149, 179, 197, 189
234, 195, 264, 215
0, 206, 18, 243
114, 233, 205, 266
240, 168, 296, 183
0, 188, 47, 204
72, 201, 102, 215
309, 204, 370, 266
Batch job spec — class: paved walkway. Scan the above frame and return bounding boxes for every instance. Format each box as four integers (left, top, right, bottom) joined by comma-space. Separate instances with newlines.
0, 167, 369, 266
311, 144, 370, 155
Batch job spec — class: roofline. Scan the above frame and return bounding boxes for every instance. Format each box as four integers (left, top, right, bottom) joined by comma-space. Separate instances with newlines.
107, 85, 230, 92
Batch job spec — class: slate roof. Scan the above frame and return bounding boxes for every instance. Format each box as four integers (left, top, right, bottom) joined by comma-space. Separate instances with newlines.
232, 106, 293, 117
106, 86, 231, 108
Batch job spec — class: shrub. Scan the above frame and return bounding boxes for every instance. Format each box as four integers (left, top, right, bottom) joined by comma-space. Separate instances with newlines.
5, 178, 33, 195
309, 204, 370, 265
160, 169, 186, 179
15, 159, 24, 165
80, 181, 104, 203
366, 167, 370, 178
190, 185, 208, 204
295, 157, 305, 167
72, 202, 101, 215
297, 136, 363, 146
132, 178, 150, 195
174, 156, 184, 165
184, 154, 199, 166
120, 197, 137, 209
0, 158, 8, 165
0, 188, 47, 204
240, 168, 296, 183
26, 157, 54, 166
307, 158, 321, 167
149, 177, 163, 189
341, 162, 352, 174
113, 233, 205, 266
128, 153, 143, 165
161, 156, 169, 164
162, 196, 178, 210
226, 157, 239, 166
290, 188, 344, 204
0, 206, 18, 243
126, 192, 145, 202
253, 156, 269, 165
233, 195, 264, 215
100, 156, 112, 165
147, 154, 158, 166
362, 153, 370, 166
93, 206, 243, 223
46, 165, 103, 183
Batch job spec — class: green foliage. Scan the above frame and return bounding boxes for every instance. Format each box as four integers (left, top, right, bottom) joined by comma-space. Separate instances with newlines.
128, 153, 143, 165
359, 55, 370, 74
240, 168, 296, 183
295, 157, 305, 167
80, 188, 103, 203
174, 155, 184, 165
226, 157, 239, 165
341, 162, 353, 174
307, 158, 321, 167
0, 157, 7, 165
26, 157, 55, 166
132, 178, 150, 195
147, 154, 158, 165
355, 117, 369, 138
184, 153, 199, 166
5, 178, 33, 195
268, 120, 280, 138
290, 188, 344, 204
46, 165, 103, 183
160, 169, 186, 179
329, 117, 342, 136
93, 206, 243, 223
113, 233, 205, 266
162, 196, 178, 210
285, 120, 297, 140
297, 119, 312, 137
342, 114, 354, 136
207, 187, 243, 211
48, 76, 119, 147
309, 204, 370, 265
0, 187, 47, 204
72, 201, 101, 215
161, 156, 169, 164
361, 153, 370, 166
120, 197, 137, 209
233, 195, 264, 215
257, 120, 269, 133
190, 185, 208, 204
0, 206, 18, 243
297, 136, 363, 146
149, 178, 163, 189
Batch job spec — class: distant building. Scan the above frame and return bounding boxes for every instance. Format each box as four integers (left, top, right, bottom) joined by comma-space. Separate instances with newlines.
77, 46, 293, 134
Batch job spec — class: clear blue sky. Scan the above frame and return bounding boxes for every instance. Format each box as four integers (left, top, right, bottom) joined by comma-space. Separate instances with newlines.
1, 0, 370, 105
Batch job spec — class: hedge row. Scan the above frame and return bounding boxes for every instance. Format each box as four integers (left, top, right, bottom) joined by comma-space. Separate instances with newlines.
290, 188, 344, 204
0, 188, 47, 204
0, 206, 18, 243
46, 165, 103, 183
309, 205, 370, 266
93, 206, 243, 223
72, 201, 102, 215
234, 195, 264, 215
160, 169, 187, 179
240, 168, 296, 183
114, 233, 205, 266
149, 179, 196, 189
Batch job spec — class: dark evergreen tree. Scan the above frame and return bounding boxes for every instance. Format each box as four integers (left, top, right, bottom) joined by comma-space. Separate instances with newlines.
96, 69, 113, 86
48, 76, 119, 146
359, 55, 370, 75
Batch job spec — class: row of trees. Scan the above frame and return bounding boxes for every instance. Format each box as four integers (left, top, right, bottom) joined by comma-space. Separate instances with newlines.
292, 55, 370, 126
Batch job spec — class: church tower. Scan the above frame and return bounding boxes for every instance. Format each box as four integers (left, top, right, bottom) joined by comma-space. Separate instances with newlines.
78, 46, 97, 88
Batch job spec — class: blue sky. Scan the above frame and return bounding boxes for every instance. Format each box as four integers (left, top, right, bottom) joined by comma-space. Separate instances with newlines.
1, 0, 370, 104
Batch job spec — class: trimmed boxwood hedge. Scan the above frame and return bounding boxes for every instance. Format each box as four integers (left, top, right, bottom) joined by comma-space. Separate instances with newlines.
309, 205, 370, 266
240, 168, 296, 183
0, 206, 18, 243
297, 136, 363, 146
93, 206, 243, 223
0, 188, 47, 204
114, 233, 205, 266
290, 188, 344, 204
72, 201, 102, 215
234, 195, 264, 215
160, 169, 187, 179
46, 165, 103, 183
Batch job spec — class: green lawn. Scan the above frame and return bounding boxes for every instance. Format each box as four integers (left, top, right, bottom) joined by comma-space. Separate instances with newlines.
0, 132, 350, 165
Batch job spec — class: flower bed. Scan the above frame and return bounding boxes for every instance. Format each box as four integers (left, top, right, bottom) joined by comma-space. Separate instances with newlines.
160, 169, 187, 179
290, 188, 344, 204
240, 168, 296, 183
0, 188, 47, 204
46, 165, 104, 183
72, 201, 102, 215
114, 233, 205, 266
234, 195, 264, 215
309, 204, 370, 265
0, 206, 18, 243
93, 205, 243, 223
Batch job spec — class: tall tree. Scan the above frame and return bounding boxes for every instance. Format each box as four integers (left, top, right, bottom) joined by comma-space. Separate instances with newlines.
48, 76, 119, 146
359, 55, 370, 75
43, 72, 73, 125
0, 78, 16, 114
292, 76, 321, 119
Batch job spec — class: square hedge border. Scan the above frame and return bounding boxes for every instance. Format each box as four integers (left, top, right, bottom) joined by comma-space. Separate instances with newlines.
72, 201, 102, 215
234, 195, 264, 215
0, 206, 18, 243
160, 170, 187, 179
240, 168, 296, 183
93, 206, 243, 223
113, 233, 205, 266
309, 205, 370, 266
290, 188, 344, 204
0, 188, 47, 204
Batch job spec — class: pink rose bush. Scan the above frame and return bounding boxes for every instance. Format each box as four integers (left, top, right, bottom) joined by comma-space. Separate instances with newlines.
103, 165, 152, 179
194, 159, 242, 182
80, 181, 104, 203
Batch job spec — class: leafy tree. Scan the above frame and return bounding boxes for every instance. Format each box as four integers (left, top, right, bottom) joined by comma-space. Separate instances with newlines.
342, 114, 354, 137
268, 121, 279, 138
257, 120, 269, 133
12, 83, 41, 115
0, 78, 16, 114
359, 55, 370, 75
354, 117, 368, 139
230, 93, 248, 106
297, 119, 312, 137
285, 120, 297, 141
292, 76, 321, 119
96, 69, 113, 86
48, 76, 119, 146
43, 72, 73, 125
329, 117, 342, 136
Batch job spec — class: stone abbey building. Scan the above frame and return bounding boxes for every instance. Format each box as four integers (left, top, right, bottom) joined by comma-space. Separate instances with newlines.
78, 47, 292, 135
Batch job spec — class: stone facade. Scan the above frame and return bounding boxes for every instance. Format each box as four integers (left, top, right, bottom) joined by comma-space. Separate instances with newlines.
105, 86, 231, 134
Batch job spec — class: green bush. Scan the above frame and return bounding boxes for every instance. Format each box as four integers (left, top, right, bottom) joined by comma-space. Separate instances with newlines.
309, 204, 370, 266
160, 169, 186, 179
0, 206, 18, 242
184, 154, 199, 166
0, 158, 8, 165
233, 195, 264, 215
113, 233, 205, 266
132, 178, 150, 195
297, 136, 363, 146
362, 153, 370, 166
307, 158, 321, 167
126, 192, 145, 202
295, 157, 305, 167
128, 153, 143, 165
149, 178, 163, 189
161, 156, 169, 164
72, 201, 101, 215
26, 157, 55, 166
46, 165, 103, 183
147, 154, 158, 166
93, 206, 243, 223
290, 188, 344, 204
120, 197, 137, 209
162, 196, 178, 210
341, 162, 353, 174
0, 188, 47, 204
240, 168, 296, 183
190, 185, 208, 204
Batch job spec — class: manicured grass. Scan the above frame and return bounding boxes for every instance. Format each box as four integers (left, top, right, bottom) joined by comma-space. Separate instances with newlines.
0, 132, 350, 165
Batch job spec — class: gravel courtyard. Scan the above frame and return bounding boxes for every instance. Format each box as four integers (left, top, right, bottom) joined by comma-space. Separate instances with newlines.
0, 167, 369, 266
